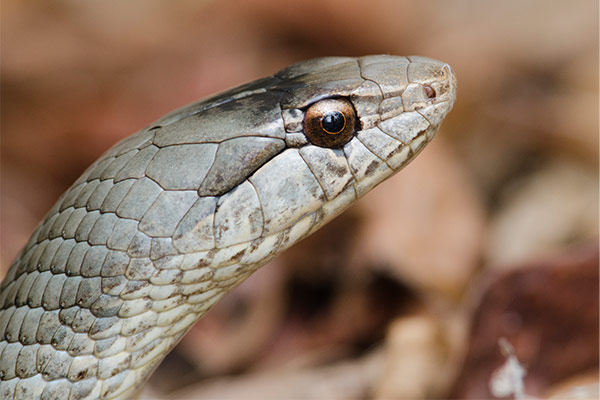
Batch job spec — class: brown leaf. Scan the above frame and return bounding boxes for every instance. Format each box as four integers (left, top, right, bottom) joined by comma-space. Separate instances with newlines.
451, 245, 599, 399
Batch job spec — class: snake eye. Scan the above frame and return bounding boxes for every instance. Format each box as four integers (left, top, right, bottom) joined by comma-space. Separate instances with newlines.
304, 98, 357, 148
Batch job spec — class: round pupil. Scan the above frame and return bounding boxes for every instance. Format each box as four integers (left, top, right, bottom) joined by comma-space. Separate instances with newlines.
321, 111, 345, 134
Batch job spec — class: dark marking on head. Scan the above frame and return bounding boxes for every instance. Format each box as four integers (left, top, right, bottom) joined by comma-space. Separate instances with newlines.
364, 160, 379, 176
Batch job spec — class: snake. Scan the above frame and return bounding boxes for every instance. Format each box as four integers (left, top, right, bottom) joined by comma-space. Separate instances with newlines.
0, 55, 456, 399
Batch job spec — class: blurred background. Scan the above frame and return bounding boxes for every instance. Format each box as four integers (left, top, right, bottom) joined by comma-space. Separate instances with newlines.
1, 1, 598, 398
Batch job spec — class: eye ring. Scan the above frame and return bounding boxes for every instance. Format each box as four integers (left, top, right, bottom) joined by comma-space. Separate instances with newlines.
304, 98, 357, 148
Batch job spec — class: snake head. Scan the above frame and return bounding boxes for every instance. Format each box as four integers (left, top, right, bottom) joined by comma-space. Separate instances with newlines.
135, 55, 457, 251
253, 55, 458, 237
155, 56, 458, 251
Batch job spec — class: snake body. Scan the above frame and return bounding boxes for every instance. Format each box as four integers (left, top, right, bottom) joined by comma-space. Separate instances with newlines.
0, 55, 456, 399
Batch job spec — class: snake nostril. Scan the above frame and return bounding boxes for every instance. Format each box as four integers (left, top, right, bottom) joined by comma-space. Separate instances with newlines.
423, 84, 436, 99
